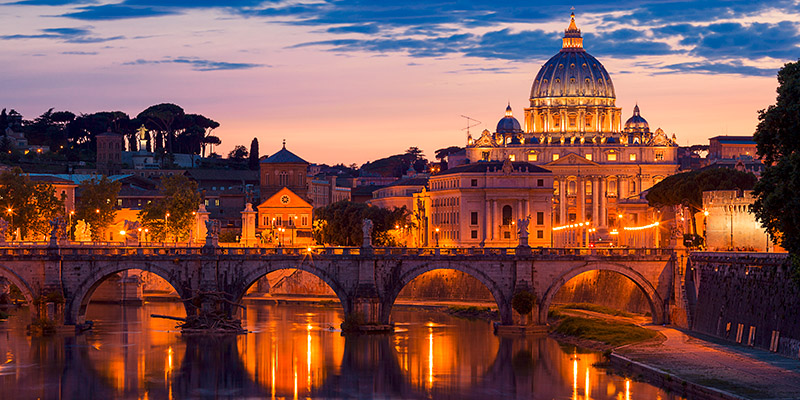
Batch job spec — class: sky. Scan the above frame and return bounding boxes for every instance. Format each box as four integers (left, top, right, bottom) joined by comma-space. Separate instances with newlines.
0, 1, 798, 165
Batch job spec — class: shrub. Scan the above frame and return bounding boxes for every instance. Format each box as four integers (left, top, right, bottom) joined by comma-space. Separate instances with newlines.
512, 290, 535, 315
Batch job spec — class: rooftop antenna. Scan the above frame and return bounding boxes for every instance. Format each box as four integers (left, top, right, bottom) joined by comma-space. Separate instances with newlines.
460, 115, 481, 138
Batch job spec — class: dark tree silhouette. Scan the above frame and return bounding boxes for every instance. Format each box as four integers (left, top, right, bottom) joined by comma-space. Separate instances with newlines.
248, 138, 259, 170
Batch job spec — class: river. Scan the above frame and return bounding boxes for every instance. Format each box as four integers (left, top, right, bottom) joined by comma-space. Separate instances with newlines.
0, 302, 684, 399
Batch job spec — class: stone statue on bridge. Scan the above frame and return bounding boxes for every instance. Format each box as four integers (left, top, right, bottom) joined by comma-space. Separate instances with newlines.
362, 219, 373, 248
124, 220, 141, 245
75, 220, 91, 242
205, 219, 220, 247
517, 216, 530, 247
49, 217, 68, 245
0, 218, 8, 244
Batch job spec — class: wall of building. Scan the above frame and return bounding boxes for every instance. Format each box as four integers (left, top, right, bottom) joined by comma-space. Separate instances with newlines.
703, 190, 771, 251
688, 255, 800, 359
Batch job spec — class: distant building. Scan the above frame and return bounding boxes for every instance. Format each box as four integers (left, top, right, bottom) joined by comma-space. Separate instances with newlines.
308, 176, 351, 207
708, 136, 757, 160
460, 14, 678, 246
260, 142, 309, 201
256, 187, 313, 246
412, 159, 553, 247
95, 131, 124, 175
26, 174, 78, 214
702, 190, 776, 252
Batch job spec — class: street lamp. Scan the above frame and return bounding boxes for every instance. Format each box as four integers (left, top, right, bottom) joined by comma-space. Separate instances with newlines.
434, 227, 440, 247
5, 207, 14, 241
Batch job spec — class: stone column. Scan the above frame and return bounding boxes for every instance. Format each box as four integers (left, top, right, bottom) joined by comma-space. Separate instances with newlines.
591, 176, 599, 226
620, 175, 628, 199
559, 178, 566, 226
577, 176, 585, 223
599, 177, 607, 228
196, 204, 210, 246
492, 200, 498, 242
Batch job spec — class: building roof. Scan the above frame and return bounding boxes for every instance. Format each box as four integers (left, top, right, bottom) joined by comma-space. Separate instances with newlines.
262, 143, 308, 164
385, 176, 430, 187
27, 174, 76, 186
496, 104, 522, 134
185, 169, 259, 183
27, 173, 134, 186
435, 161, 551, 176
709, 135, 755, 144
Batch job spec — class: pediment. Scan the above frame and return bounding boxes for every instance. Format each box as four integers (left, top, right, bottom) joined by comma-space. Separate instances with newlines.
257, 187, 312, 209
545, 152, 600, 167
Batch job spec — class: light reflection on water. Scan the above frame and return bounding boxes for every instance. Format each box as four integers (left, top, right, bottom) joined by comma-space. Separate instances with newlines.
0, 302, 684, 399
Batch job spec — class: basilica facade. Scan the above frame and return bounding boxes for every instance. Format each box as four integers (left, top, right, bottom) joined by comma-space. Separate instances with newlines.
460, 14, 679, 246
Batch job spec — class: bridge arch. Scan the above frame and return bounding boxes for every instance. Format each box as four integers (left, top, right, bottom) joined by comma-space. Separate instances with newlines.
538, 262, 665, 325
65, 261, 190, 325
0, 264, 36, 305
382, 262, 512, 325
234, 260, 352, 316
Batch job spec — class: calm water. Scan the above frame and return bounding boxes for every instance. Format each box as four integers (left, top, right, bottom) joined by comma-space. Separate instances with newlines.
0, 302, 684, 399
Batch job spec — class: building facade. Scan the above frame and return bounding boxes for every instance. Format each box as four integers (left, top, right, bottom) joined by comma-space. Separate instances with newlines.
464, 14, 679, 245
413, 159, 553, 248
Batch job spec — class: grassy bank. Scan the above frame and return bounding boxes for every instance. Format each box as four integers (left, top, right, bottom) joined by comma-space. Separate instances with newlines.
552, 316, 659, 348
445, 305, 499, 320
554, 303, 636, 318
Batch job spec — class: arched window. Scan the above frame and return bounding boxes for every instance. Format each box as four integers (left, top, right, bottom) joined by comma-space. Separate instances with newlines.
279, 171, 289, 186
502, 205, 513, 226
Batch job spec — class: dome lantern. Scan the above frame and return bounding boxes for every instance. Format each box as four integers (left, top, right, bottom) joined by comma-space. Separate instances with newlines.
562, 13, 583, 50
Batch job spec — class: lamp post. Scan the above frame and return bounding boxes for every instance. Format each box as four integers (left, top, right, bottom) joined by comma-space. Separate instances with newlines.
703, 210, 709, 249
434, 227, 440, 247
6, 207, 14, 241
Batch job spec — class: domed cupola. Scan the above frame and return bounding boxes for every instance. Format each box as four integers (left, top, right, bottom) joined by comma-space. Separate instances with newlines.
496, 104, 522, 134
524, 13, 622, 137
624, 104, 649, 133
623, 104, 651, 144
529, 13, 616, 102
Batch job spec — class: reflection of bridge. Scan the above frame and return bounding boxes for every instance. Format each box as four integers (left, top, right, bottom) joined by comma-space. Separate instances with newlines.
0, 245, 676, 328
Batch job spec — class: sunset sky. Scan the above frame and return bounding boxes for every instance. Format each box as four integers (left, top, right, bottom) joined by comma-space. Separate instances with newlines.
1, 1, 797, 165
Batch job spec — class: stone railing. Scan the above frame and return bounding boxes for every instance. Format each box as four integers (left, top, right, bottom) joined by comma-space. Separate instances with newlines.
0, 244, 675, 259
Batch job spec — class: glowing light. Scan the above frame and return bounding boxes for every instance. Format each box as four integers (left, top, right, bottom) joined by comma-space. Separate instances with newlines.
119, 230, 126, 236
585, 367, 590, 400
572, 359, 578, 400
704, 210, 709, 216
428, 326, 434, 388
625, 378, 630, 400
623, 222, 661, 231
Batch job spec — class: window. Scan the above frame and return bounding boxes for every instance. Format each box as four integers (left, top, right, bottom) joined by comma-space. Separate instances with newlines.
204, 199, 209, 206
503, 231, 511, 239
117, 199, 122, 207
584, 153, 592, 161
655, 151, 664, 161
471, 179, 478, 187
214, 199, 220, 206
471, 230, 478, 239
537, 179, 544, 187
301, 215, 308, 226
508, 155, 515, 161
528, 153, 538, 161
502, 205, 512, 225
471, 212, 478, 225
276, 216, 282, 226
536, 212, 544, 225
552, 154, 560, 161
537, 230, 544, 239
629, 153, 637, 161
279, 171, 289, 186
481, 151, 490, 161
607, 152, 617, 161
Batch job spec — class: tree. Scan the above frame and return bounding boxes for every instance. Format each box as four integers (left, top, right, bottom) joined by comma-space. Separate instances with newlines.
74, 176, 121, 240
312, 201, 411, 246
228, 145, 248, 160
646, 167, 757, 236
137, 103, 185, 154
248, 138, 260, 170
751, 60, 800, 275
0, 168, 64, 240
434, 146, 463, 161
139, 175, 200, 242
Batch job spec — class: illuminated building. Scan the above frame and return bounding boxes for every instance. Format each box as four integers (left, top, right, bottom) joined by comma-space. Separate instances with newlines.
465, 14, 679, 245
413, 159, 553, 247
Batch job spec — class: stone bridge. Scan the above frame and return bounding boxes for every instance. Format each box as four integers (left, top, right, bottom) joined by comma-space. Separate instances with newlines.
0, 245, 677, 329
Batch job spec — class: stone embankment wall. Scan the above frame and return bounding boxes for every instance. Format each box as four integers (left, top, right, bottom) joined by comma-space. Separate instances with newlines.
688, 254, 800, 359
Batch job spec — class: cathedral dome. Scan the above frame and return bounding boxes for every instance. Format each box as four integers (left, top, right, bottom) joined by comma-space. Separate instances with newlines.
529, 14, 616, 101
624, 104, 649, 133
496, 104, 522, 134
